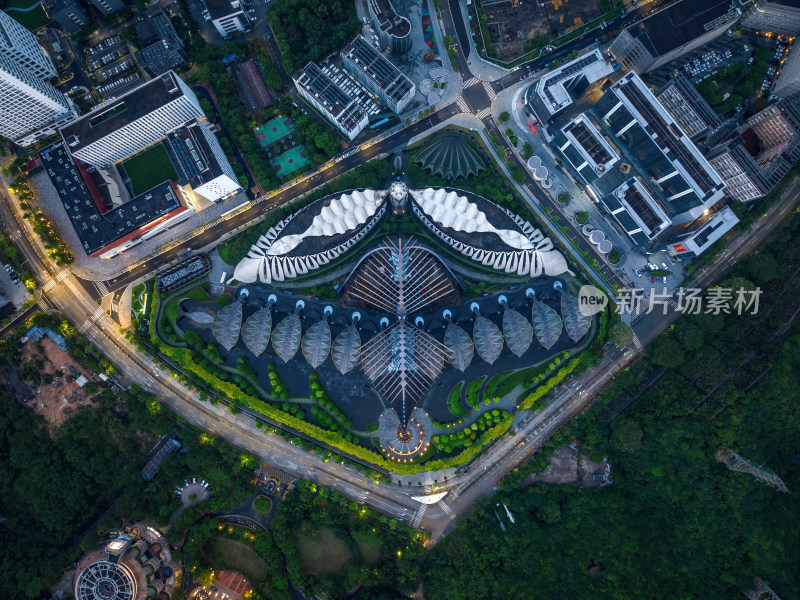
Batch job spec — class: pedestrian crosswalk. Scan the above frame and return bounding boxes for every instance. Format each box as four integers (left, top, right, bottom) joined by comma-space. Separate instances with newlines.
483, 80, 497, 100
42, 269, 70, 293
411, 504, 427, 527
476, 107, 492, 120
94, 280, 110, 297
439, 501, 453, 516
464, 76, 480, 88
632, 332, 643, 350
456, 96, 471, 113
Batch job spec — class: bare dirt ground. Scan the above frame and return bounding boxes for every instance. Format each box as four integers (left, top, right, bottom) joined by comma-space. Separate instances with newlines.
19, 337, 97, 430
483, 0, 602, 60
524, 446, 607, 487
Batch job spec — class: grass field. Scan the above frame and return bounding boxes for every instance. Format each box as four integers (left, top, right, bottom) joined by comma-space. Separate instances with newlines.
1, 0, 48, 30
122, 144, 179, 195
466, 375, 486, 409
294, 526, 352, 575
201, 537, 269, 582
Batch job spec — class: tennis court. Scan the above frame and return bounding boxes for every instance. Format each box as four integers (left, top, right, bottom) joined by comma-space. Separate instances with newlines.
255, 117, 294, 147
271, 145, 310, 176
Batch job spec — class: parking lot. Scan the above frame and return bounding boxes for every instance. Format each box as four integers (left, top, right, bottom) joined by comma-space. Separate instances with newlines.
83, 35, 143, 100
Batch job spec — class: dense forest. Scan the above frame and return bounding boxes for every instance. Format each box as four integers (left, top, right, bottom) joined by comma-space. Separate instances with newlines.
422, 216, 800, 598
269, 0, 362, 74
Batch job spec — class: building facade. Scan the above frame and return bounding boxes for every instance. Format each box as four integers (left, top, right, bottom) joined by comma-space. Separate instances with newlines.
366, 0, 411, 53
773, 44, 800, 98
0, 10, 57, 80
293, 62, 368, 140
60, 72, 204, 167
742, 0, 800, 36
342, 36, 415, 114
0, 54, 77, 146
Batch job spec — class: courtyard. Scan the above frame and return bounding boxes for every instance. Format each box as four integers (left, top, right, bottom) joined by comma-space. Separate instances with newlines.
121, 144, 180, 195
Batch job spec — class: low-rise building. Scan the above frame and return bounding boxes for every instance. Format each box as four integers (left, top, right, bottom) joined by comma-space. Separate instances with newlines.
609, 0, 739, 74
206, 0, 248, 37
523, 49, 615, 123
87, 0, 125, 16
293, 62, 368, 140
133, 7, 187, 77
342, 35, 415, 114
48, 0, 89, 34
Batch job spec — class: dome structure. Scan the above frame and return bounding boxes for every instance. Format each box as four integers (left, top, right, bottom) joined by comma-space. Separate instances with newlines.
75, 561, 137, 600
413, 134, 486, 180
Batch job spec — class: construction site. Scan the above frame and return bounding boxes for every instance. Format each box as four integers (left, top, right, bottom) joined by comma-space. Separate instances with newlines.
479, 0, 610, 61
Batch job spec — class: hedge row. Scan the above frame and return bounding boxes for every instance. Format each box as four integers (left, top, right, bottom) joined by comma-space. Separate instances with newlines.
433, 409, 510, 454
517, 358, 582, 411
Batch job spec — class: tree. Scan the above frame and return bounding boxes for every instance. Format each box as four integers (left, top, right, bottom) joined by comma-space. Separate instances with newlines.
611, 418, 642, 453
443, 35, 453, 46
676, 324, 704, 351
651, 337, 684, 368
4, 246, 17, 258
522, 142, 533, 159
539, 502, 561, 524
745, 253, 778, 284
511, 167, 526, 183
608, 322, 633, 348
499, 111, 510, 123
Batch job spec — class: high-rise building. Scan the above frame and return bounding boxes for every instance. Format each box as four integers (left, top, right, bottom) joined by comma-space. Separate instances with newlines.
0, 54, 77, 146
366, 0, 411, 54
609, 0, 739, 74
60, 71, 204, 166
656, 74, 721, 141
706, 97, 800, 202
773, 44, 800, 98
342, 36, 415, 114
0, 10, 56, 80
742, 0, 800, 36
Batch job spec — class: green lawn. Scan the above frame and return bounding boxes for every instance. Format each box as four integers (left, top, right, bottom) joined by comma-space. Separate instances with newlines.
294, 526, 352, 575
201, 537, 269, 583
466, 376, 486, 409
447, 381, 467, 417
1, 0, 49, 29
122, 144, 179, 195
252, 495, 272, 514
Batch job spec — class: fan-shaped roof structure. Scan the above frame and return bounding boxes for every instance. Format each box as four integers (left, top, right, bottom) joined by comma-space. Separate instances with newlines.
271, 314, 302, 362
360, 320, 448, 426
332, 325, 361, 374
561, 294, 591, 342
444, 322, 474, 371
242, 307, 272, 356
414, 134, 485, 180
502, 308, 533, 357
473, 315, 503, 365
211, 301, 242, 351
302, 319, 331, 368
532, 301, 563, 350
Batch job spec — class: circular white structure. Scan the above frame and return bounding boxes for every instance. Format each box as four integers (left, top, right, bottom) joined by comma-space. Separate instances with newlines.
527, 156, 542, 170
597, 240, 613, 254
589, 230, 606, 245
582, 224, 594, 236
533, 166, 548, 181
75, 561, 137, 600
